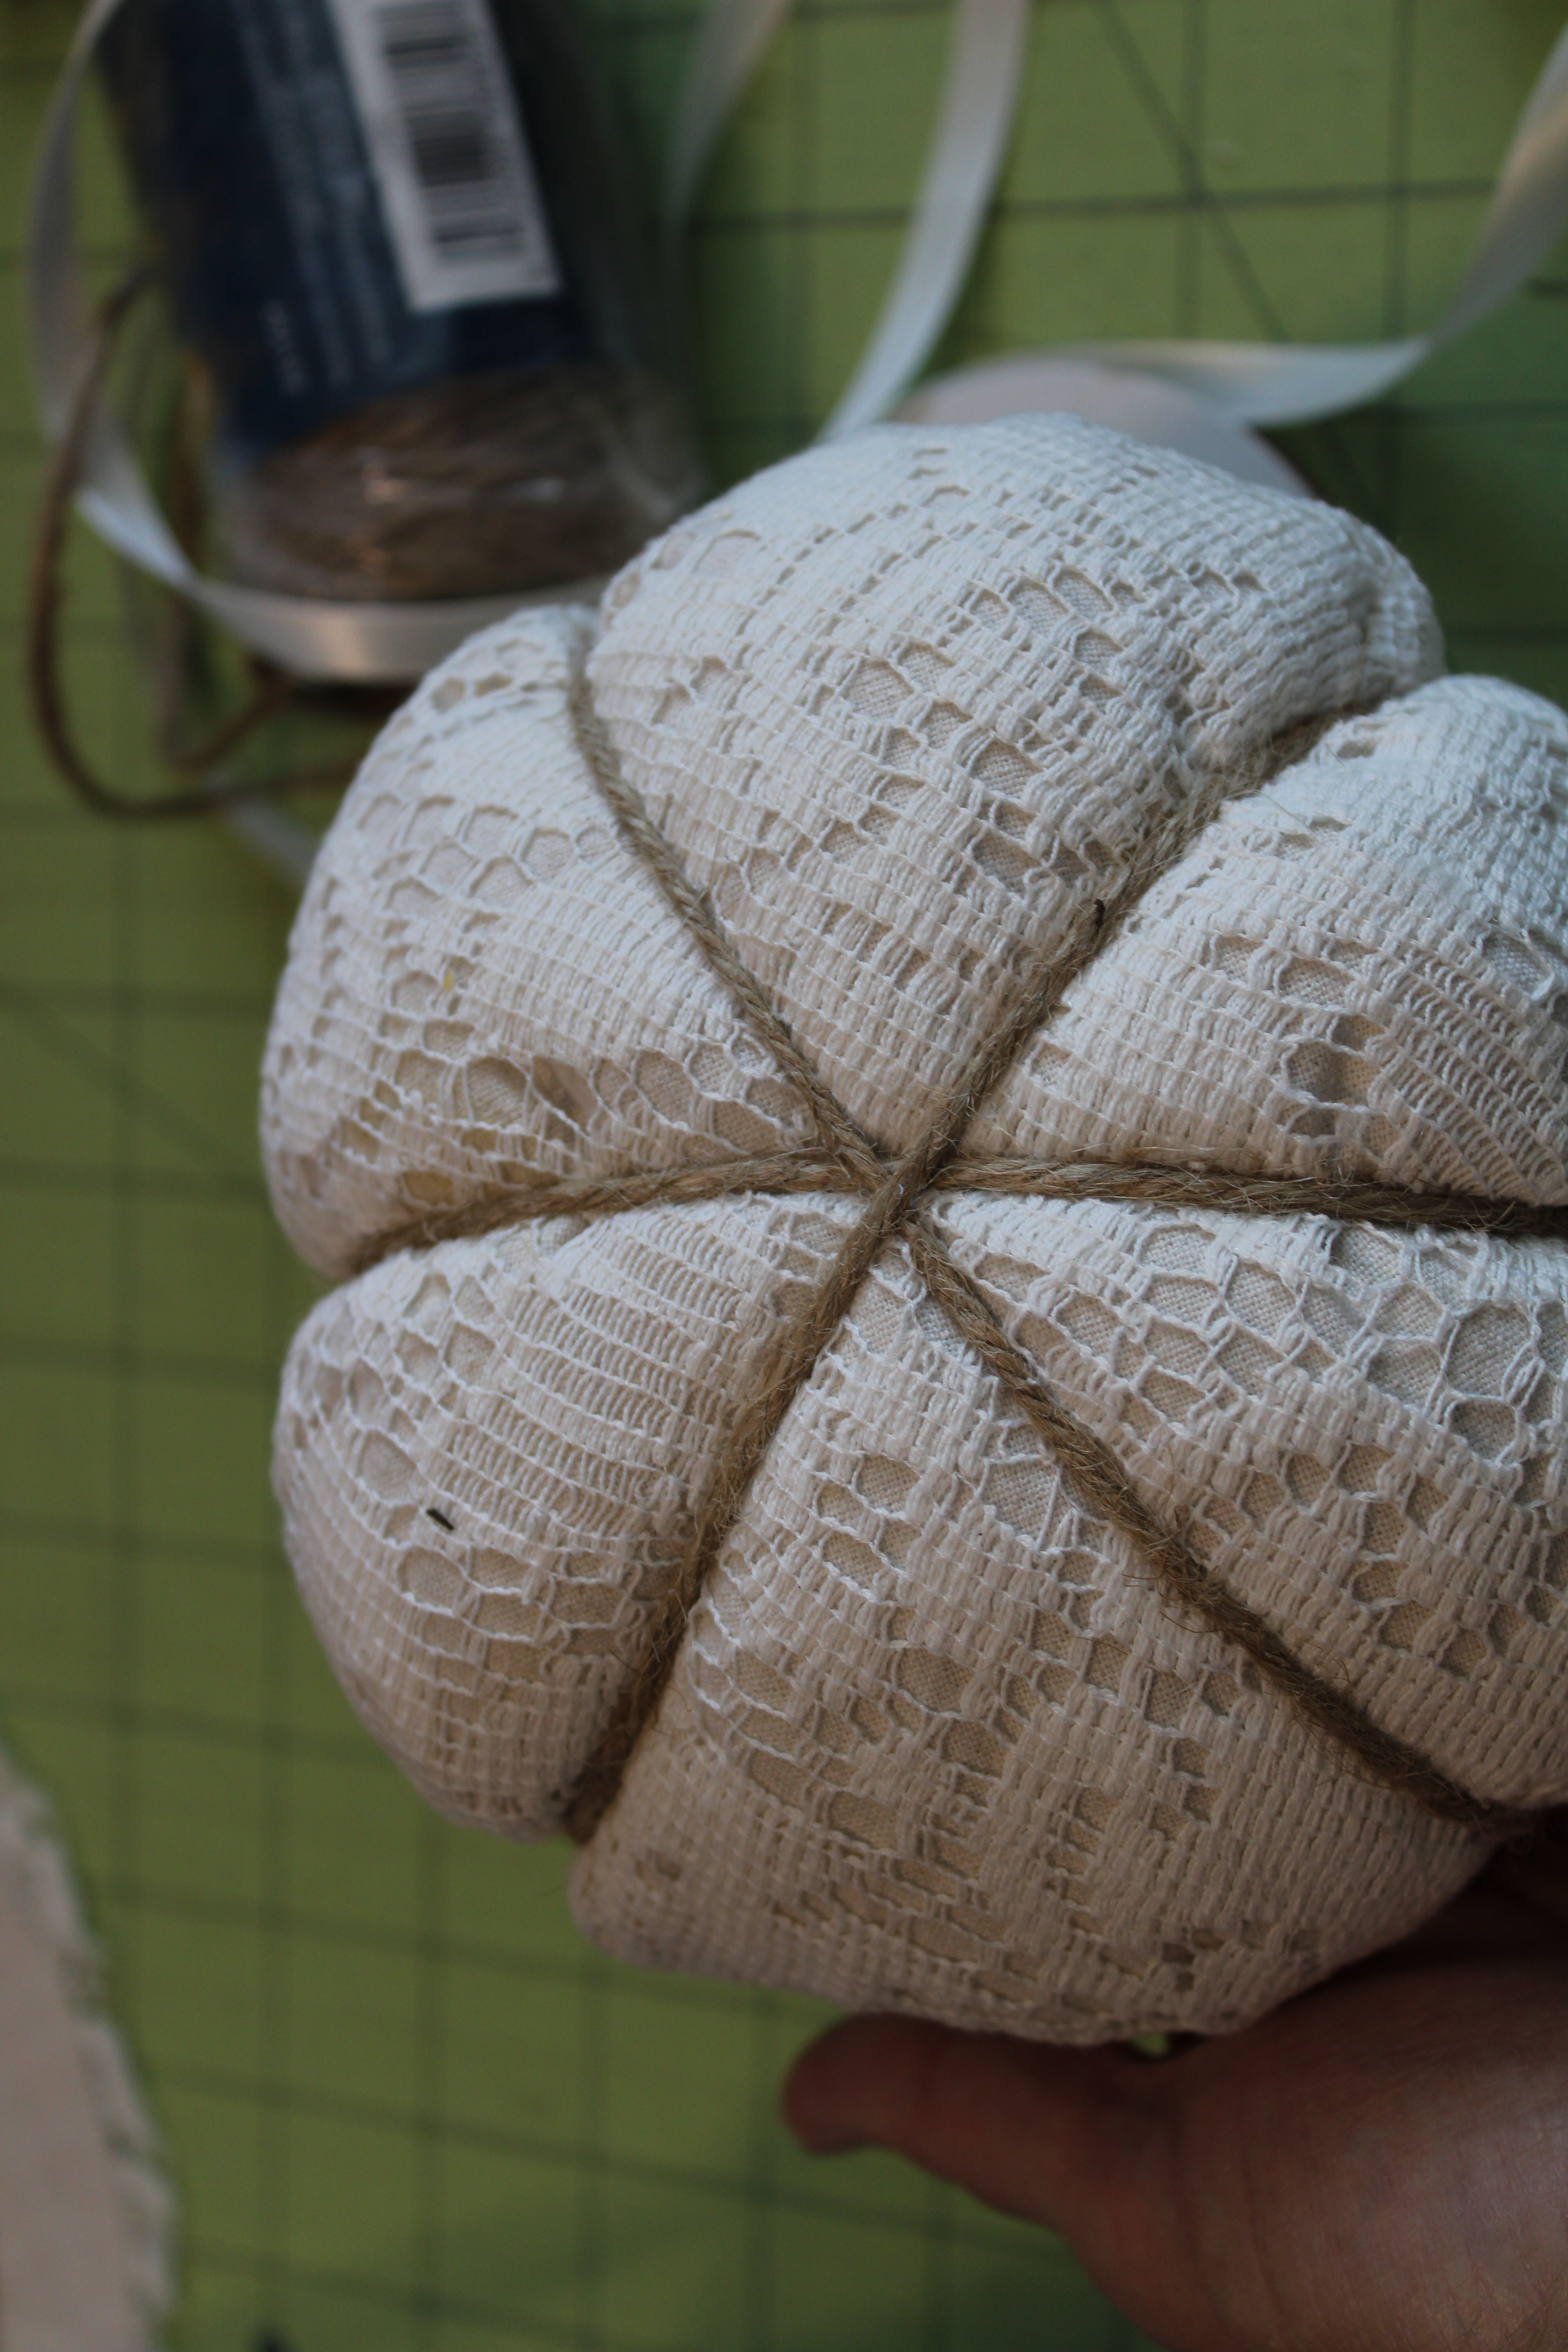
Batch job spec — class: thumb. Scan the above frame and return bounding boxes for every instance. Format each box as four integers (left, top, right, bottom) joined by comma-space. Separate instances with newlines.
781, 2016, 1217, 2348
781, 2014, 1168, 2227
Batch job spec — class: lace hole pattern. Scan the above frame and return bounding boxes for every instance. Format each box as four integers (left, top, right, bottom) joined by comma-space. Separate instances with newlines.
266, 418, 1568, 2040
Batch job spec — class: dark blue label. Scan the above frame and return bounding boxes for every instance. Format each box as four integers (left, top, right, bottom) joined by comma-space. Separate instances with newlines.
100, 0, 587, 461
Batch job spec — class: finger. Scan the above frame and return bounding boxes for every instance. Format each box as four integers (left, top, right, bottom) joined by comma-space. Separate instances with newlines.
782, 2017, 1247, 2351
782, 2014, 1167, 2230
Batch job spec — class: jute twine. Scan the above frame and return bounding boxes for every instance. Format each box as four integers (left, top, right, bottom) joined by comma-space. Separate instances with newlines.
358, 673, 1561, 1848
25, 272, 354, 822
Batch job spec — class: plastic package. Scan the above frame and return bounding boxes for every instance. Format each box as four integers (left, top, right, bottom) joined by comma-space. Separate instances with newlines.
97, 0, 700, 605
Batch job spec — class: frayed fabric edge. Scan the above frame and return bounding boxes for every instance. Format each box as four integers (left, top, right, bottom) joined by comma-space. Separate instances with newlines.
0, 1743, 176, 2347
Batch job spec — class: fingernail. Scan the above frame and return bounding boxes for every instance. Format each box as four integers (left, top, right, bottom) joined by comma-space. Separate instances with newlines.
780, 2082, 865, 2155
788, 2119, 866, 2156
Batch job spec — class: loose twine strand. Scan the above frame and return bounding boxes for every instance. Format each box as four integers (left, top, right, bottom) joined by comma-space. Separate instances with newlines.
368, 670, 1553, 1850
25, 270, 354, 821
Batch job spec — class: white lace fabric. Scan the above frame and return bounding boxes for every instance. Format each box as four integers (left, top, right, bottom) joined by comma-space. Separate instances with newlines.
264, 416, 1568, 2039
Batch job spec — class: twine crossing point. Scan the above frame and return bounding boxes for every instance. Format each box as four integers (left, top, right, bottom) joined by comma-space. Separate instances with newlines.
365, 670, 1552, 1850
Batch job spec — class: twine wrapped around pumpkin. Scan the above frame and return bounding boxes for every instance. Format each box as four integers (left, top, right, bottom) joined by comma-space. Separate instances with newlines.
264, 416, 1568, 2040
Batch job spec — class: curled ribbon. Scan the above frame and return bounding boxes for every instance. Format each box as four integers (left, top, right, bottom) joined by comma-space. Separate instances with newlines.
27, 0, 1568, 688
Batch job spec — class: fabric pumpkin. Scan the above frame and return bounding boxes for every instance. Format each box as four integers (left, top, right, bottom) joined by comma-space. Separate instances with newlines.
263, 415, 1568, 2041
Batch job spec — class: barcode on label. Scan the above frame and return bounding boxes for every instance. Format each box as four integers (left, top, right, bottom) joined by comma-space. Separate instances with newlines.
323, 0, 561, 312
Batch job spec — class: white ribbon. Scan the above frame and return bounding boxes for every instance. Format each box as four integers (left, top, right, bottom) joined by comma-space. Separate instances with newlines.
663, 0, 1028, 436
818, 0, 1029, 437
681, 0, 1568, 437
29, 0, 1568, 684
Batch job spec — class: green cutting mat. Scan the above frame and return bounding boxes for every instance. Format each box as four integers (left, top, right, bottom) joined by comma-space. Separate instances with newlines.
4, 2, 1568, 2345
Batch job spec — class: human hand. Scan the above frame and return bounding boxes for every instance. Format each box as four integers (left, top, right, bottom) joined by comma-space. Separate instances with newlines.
781, 1829, 1568, 2352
